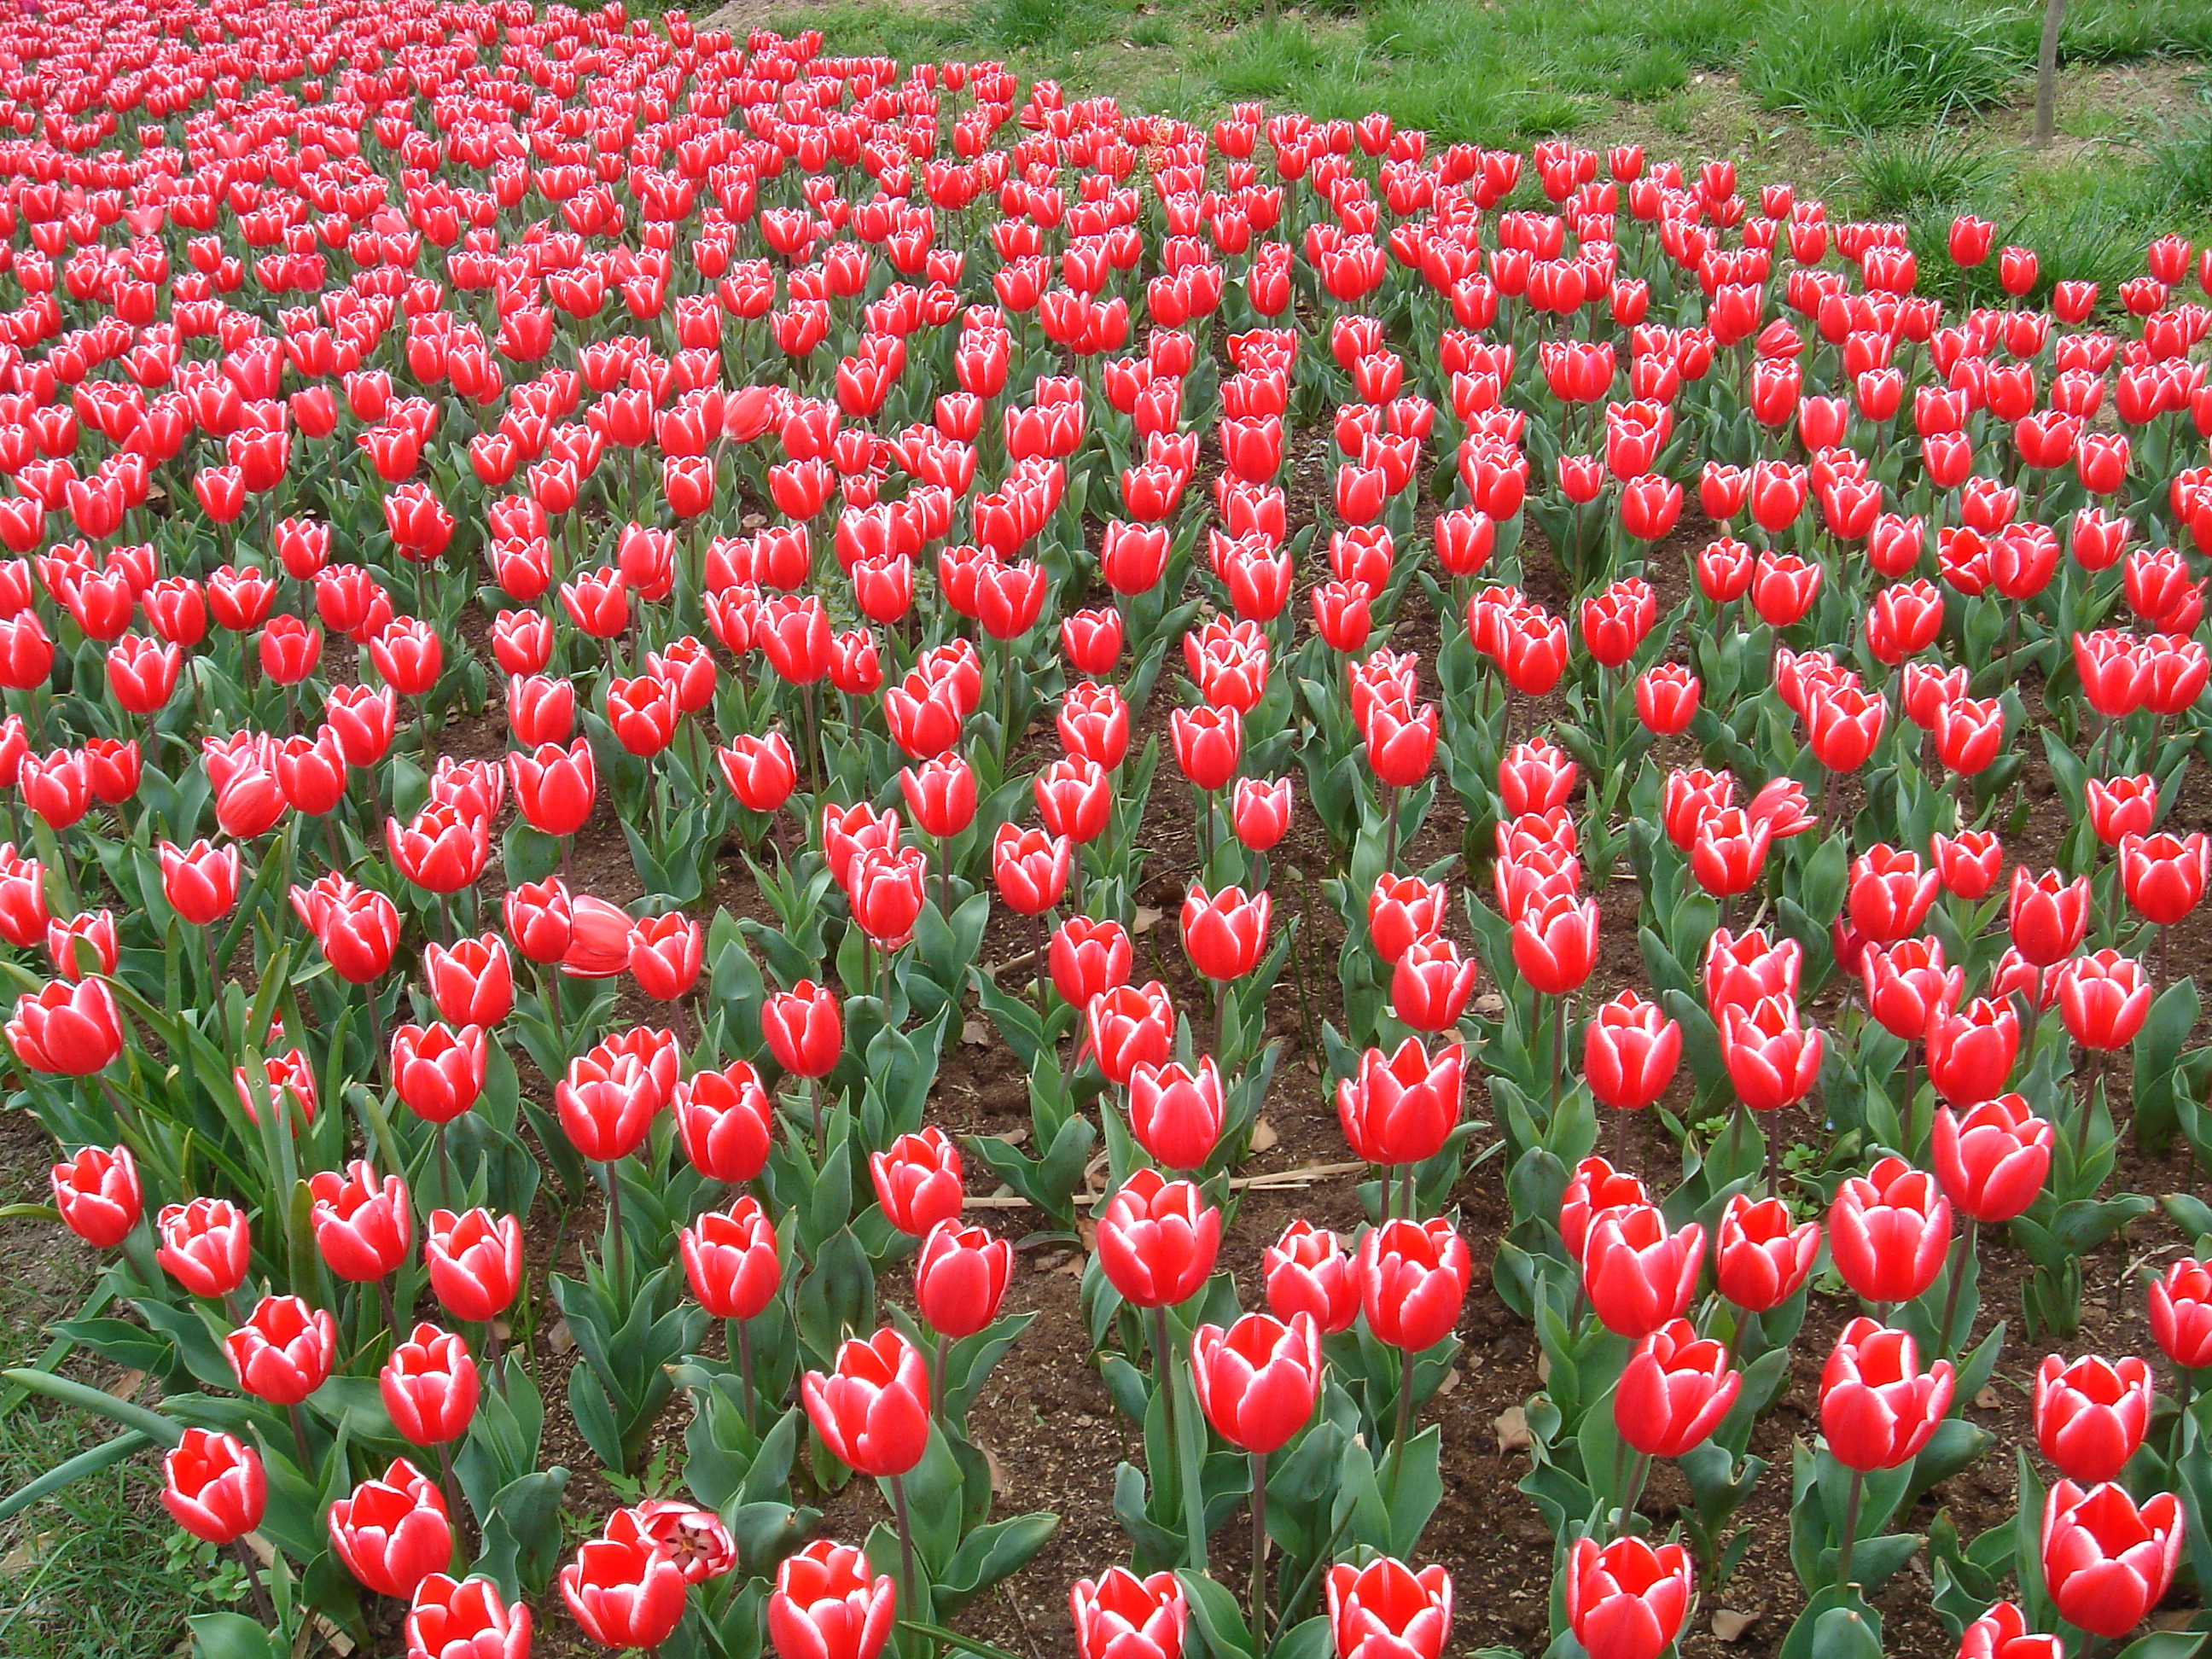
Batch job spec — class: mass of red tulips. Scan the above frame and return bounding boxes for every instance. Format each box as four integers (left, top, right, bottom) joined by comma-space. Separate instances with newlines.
4, 1, 2212, 1656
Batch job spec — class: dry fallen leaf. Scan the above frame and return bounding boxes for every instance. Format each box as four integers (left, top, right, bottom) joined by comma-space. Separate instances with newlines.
1132, 905, 1163, 935
961, 1019, 990, 1047
103, 1368, 147, 1403
1712, 1609, 1759, 1643
545, 1318, 575, 1357
1972, 1385, 2000, 1411
1471, 991, 1505, 1016
1493, 1405, 1531, 1454
1249, 1117, 1279, 1154
981, 1442, 1008, 1497
1435, 1365, 1463, 1397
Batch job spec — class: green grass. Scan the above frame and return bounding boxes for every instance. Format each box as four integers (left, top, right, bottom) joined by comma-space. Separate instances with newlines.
1742, 0, 2032, 131
1848, 125, 2009, 218
0, 1150, 228, 1658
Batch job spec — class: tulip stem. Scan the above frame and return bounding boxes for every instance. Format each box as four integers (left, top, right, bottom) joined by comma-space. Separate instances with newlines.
1382, 785, 1400, 875
230, 1539, 275, 1624
2077, 1051, 2104, 1166
285, 1401, 311, 1473
1836, 1467, 1864, 1589
1155, 1306, 1207, 1573
890, 1470, 917, 1621
1623, 1452, 1653, 1535
1938, 1219, 1976, 1356
1248, 1451, 1268, 1638
436, 1438, 469, 1547
1392, 1340, 1415, 1484
932, 1330, 949, 1429
731, 1318, 757, 1427
1399, 1164, 1416, 1225
603, 1160, 628, 1289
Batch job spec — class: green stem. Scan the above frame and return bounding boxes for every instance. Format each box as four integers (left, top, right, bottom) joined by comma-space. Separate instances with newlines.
1836, 1467, 1865, 1589
1249, 1452, 1268, 1641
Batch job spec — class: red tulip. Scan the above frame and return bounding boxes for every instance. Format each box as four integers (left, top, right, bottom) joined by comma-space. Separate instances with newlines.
770, 1540, 896, 1659
2150, 1257, 2212, 1370
914, 1219, 1012, 1339
405, 1574, 532, 1659
1086, 981, 1176, 1087
680, 1196, 782, 1323
1615, 1319, 1740, 1458
1715, 1193, 1821, 1313
1358, 1217, 1471, 1351
423, 934, 515, 1028
1820, 1318, 1954, 1471
764, 981, 842, 1078
1389, 935, 1477, 1033
1336, 1038, 1463, 1167
560, 1531, 686, 1652
7, 976, 122, 1074
2040, 1479, 2183, 1639
1828, 1156, 1952, 1305
869, 1127, 963, 1236
1324, 1557, 1452, 1659
673, 1062, 775, 1185
1565, 1535, 1692, 1659
156, 1196, 250, 1301
1583, 992, 1681, 1112
1191, 1311, 1323, 1453
802, 1328, 932, 1478
2035, 1353, 2154, 1485
1718, 994, 1821, 1111
162, 1428, 265, 1546
424, 1208, 522, 1325
1582, 1205, 1703, 1338
2057, 950, 2153, 1051
226, 1293, 336, 1406
50, 1143, 139, 1249
380, 1322, 480, 1447
1070, 1568, 1183, 1659
1933, 1096, 2052, 1224
1096, 1168, 1219, 1309
390, 1023, 487, 1125
1264, 1220, 1359, 1335
1955, 1601, 2060, 1659
1180, 882, 1269, 982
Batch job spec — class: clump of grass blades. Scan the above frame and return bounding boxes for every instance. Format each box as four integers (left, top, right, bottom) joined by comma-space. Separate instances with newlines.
2142, 86, 2212, 217
1743, 0, 2031, 132
1848, 125, 2009, 218
2056, 0, 2212, 64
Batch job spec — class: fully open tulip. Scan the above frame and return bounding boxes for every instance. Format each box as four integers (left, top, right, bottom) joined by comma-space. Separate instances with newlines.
802, 1328, 932, 1479
2035, 1354, 2155, 1484
1821, 1318, 1955, 1470
770, 1540, 896, 1659
1358, 1218, 1471, 1351
425, 1208, 523, 1324
1071, 1568, 1184, 1659
1583, 992, 1680, 1112
380, 1323, 480, 1447
560, 1531, 687, 1652
1566, 1535, 1692, 1659
1096, 1169, 1219, 1309
2041, 1480, 2183, 1639
681, 1197, 782, 1322
1829, 1156, 1952, 1304
1716, 1193, 1821, 1313
1615, 1319, 1742, 1458
405, 1575, 532, 1659
226, 1294, 337, 1406
1190, 1311, 1323, 1453
870, 1128, 963, 1235
1933, 1096, 2052, 1224
1264, 1221, 1359, 1334
1324, 1557, 1452, 1659
1337, 1038, 1463, 1167
1128, 1058, 1225, 1172
1582, 1206, 1703, 1338
50, 1144, 139, 1249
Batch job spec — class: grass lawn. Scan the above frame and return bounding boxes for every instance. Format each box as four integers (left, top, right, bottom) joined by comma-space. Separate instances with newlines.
0, 1115, 230, 1658
754, 0, 2212, 278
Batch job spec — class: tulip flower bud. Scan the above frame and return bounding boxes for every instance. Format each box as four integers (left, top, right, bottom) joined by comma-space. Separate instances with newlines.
1263, 1220, 1359, 1334
870, 1127, 963, 1236
380, 1322, 480, 1447
673, 1061, 776, 1185
771, 1540, 896, 1659
1820, 1318, 1954, 1471
560, 1531, 688, 1653
801, 1328, 932, 1479
2150, 1257, 2212, 1370
2034, 1354, 2154, 1485
914, 1219, 1013, 1340
1358, 1217, 1471, 1351
680, 1196, 783, 1324
424, 1208, 523, 1325
1715, 1193, 1821, 1313
162, 1428, 266, 1545
1071, 1567, 1183, 1659
1127, 1057, 1225, 1173
1325, 1557, 1452, 1659
1096, 1168, 1220, 1310
2040, 1480, 2182, 1639
50, 1143, 140, 1249
157, 1196, 251, 1300
1615, 1318, 1742, 1459
226, 1293, 337, 1406
1583, 992, 1680, 1113
405, 1574, 533, 1659
1933, 1096, 2052, 1225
